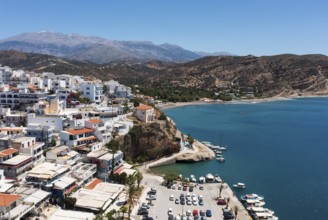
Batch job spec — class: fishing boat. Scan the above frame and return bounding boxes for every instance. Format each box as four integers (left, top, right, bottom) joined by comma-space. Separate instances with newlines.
218, 146, 227, 151
233, 182, 246, 189
217, 157, 225, 162
206, 173, 215, 182
241, 194, 264, 201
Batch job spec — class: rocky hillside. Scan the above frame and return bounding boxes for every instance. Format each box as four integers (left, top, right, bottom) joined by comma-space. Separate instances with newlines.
1, 50, 328, 96
121, 118, 179, 162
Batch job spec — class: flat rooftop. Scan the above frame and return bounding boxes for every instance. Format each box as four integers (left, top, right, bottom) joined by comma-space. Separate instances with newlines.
49, 209, 95, 220
2, 155, 32, 166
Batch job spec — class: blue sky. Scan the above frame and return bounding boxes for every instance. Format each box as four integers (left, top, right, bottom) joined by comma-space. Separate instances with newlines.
0, 0, 327, 55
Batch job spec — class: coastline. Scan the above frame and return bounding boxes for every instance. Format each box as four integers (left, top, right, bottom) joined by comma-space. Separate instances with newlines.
157, 93, 328, 110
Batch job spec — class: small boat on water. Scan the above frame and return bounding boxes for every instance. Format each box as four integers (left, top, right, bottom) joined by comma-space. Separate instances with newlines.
218, 146, 227, 151
233, 182, 246, 189
206, 173, 215, 182
245, 200, 266, 209
241, 194, 264, 201
214, 150, 223, 154
202, 141, 211, 145
190, 175, 197, 182
214, 174, 222, 183
217, 157, 225, 162
249, 208, 277, 220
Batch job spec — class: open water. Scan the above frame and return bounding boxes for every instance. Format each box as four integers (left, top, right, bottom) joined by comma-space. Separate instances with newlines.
152, 98, 328, 220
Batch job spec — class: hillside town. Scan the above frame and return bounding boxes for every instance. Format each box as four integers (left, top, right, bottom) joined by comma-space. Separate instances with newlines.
0, 65, 160, 219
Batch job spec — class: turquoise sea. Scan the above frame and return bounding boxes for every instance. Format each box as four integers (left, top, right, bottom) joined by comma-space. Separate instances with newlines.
152, 98, 328, 220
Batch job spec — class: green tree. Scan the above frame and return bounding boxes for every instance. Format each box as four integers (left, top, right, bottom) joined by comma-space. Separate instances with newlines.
106, 209, 116, 220
135, 171, 143, 189
120, 206, 128, 219
163, 172, 178, 185
187, 134, 194, 145
106, 140, 120, 176
94, 214, 103, 220
63, 196, 76, 209
50, 137, 57, 147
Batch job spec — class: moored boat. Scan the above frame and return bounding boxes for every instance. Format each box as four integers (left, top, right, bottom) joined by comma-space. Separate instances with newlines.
199, 176, 205, 183
206, 173, 214, 182
233, 182, 246, 189
241, 193, 264, 201
214, 174, 222, 183
217, 157, 225, 162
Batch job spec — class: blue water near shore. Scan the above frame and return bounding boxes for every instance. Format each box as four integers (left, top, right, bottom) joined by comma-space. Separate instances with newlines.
152, 98, 328, 220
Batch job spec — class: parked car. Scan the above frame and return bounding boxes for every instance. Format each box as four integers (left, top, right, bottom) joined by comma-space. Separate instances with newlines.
187, 200, 192, 205
138, 208, 149, 215
150, 187, 157, 192
175, 198, 180, 204
140, 203, 150, 209
186, 209, 192, 216
178, 185, 182, 190
189, 186, 194, 192
199, 200, 204, 206
181, 200, 185, 205
170, 195, 174, 201
172, 184, 177, 189
201, 216, 207, 220
193, 210, 199, 216
180, 193, 185, 199
199, 210, 205, 216
217, 198, 227, 205
183, 186, 187, 191
146, 195, 157, 200
206, 209, 212, 217
168, 208, 173, 215
199, 185, 204, 190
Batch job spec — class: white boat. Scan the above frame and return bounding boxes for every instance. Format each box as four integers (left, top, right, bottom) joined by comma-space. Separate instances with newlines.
202, 141, 211, 145
205, 173, 214, 182
245, 200, 266, 208
214, 150, 223, 154
199, 176, 205, 183
214, 174, 222, 183
218, 146, 227, 151
233, 182, 246, 189
190, 175, 197, 182
217, 157, 225, 162
241, 194, 264, 201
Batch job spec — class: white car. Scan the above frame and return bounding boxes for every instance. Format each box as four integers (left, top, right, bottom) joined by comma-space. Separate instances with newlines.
172, 184, 176, 189
170, 195, 174, 201
168, 208, 173, 216
186, 209, 192, 216
192, 200, 198, 205
186, 200, 192, 205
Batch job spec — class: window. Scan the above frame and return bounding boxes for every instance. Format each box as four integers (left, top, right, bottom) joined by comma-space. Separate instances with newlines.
86, 92, 90, 95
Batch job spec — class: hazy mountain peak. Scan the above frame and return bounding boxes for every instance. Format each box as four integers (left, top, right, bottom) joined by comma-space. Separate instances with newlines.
0, 31, 233, 63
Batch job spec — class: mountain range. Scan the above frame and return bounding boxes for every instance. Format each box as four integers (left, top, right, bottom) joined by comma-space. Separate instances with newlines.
0, 50, 328, 97
0, 31, 233, 63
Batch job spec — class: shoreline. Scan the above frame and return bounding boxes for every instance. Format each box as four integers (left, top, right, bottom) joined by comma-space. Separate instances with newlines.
157, 93, 328, 110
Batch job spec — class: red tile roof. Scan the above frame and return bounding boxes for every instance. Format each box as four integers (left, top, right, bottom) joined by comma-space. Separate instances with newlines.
87, 119, 102, 124
65, 128, 94, 135
0, 148, 18, 158
135, 104, 153, 111
85, 178, 102, 190
0, 193, 21, 207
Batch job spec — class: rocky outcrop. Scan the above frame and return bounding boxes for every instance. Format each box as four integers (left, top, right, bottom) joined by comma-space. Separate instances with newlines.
120, 119, 179, 162
176, 141, 215, 162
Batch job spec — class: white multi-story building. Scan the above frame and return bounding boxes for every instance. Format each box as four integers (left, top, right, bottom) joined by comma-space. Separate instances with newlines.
105, 80, 131, 98
85, 119, 112, 144
80, 81, 103, 104
0, 66, 12, 83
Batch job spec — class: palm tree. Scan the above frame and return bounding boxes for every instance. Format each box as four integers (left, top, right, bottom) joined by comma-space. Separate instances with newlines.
106, 139, 120, 176
233, 205, 239, 220
135, 171, 143, 189
126, 176, 139, 220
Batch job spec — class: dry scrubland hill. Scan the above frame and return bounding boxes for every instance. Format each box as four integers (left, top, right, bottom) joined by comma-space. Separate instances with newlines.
1, 50, 328, 96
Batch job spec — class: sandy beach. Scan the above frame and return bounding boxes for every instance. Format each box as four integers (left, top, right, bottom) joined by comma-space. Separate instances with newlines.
157, 93, 328, 110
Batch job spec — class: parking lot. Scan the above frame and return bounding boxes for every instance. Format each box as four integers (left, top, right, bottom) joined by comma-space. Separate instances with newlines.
137, 181, 227, 220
